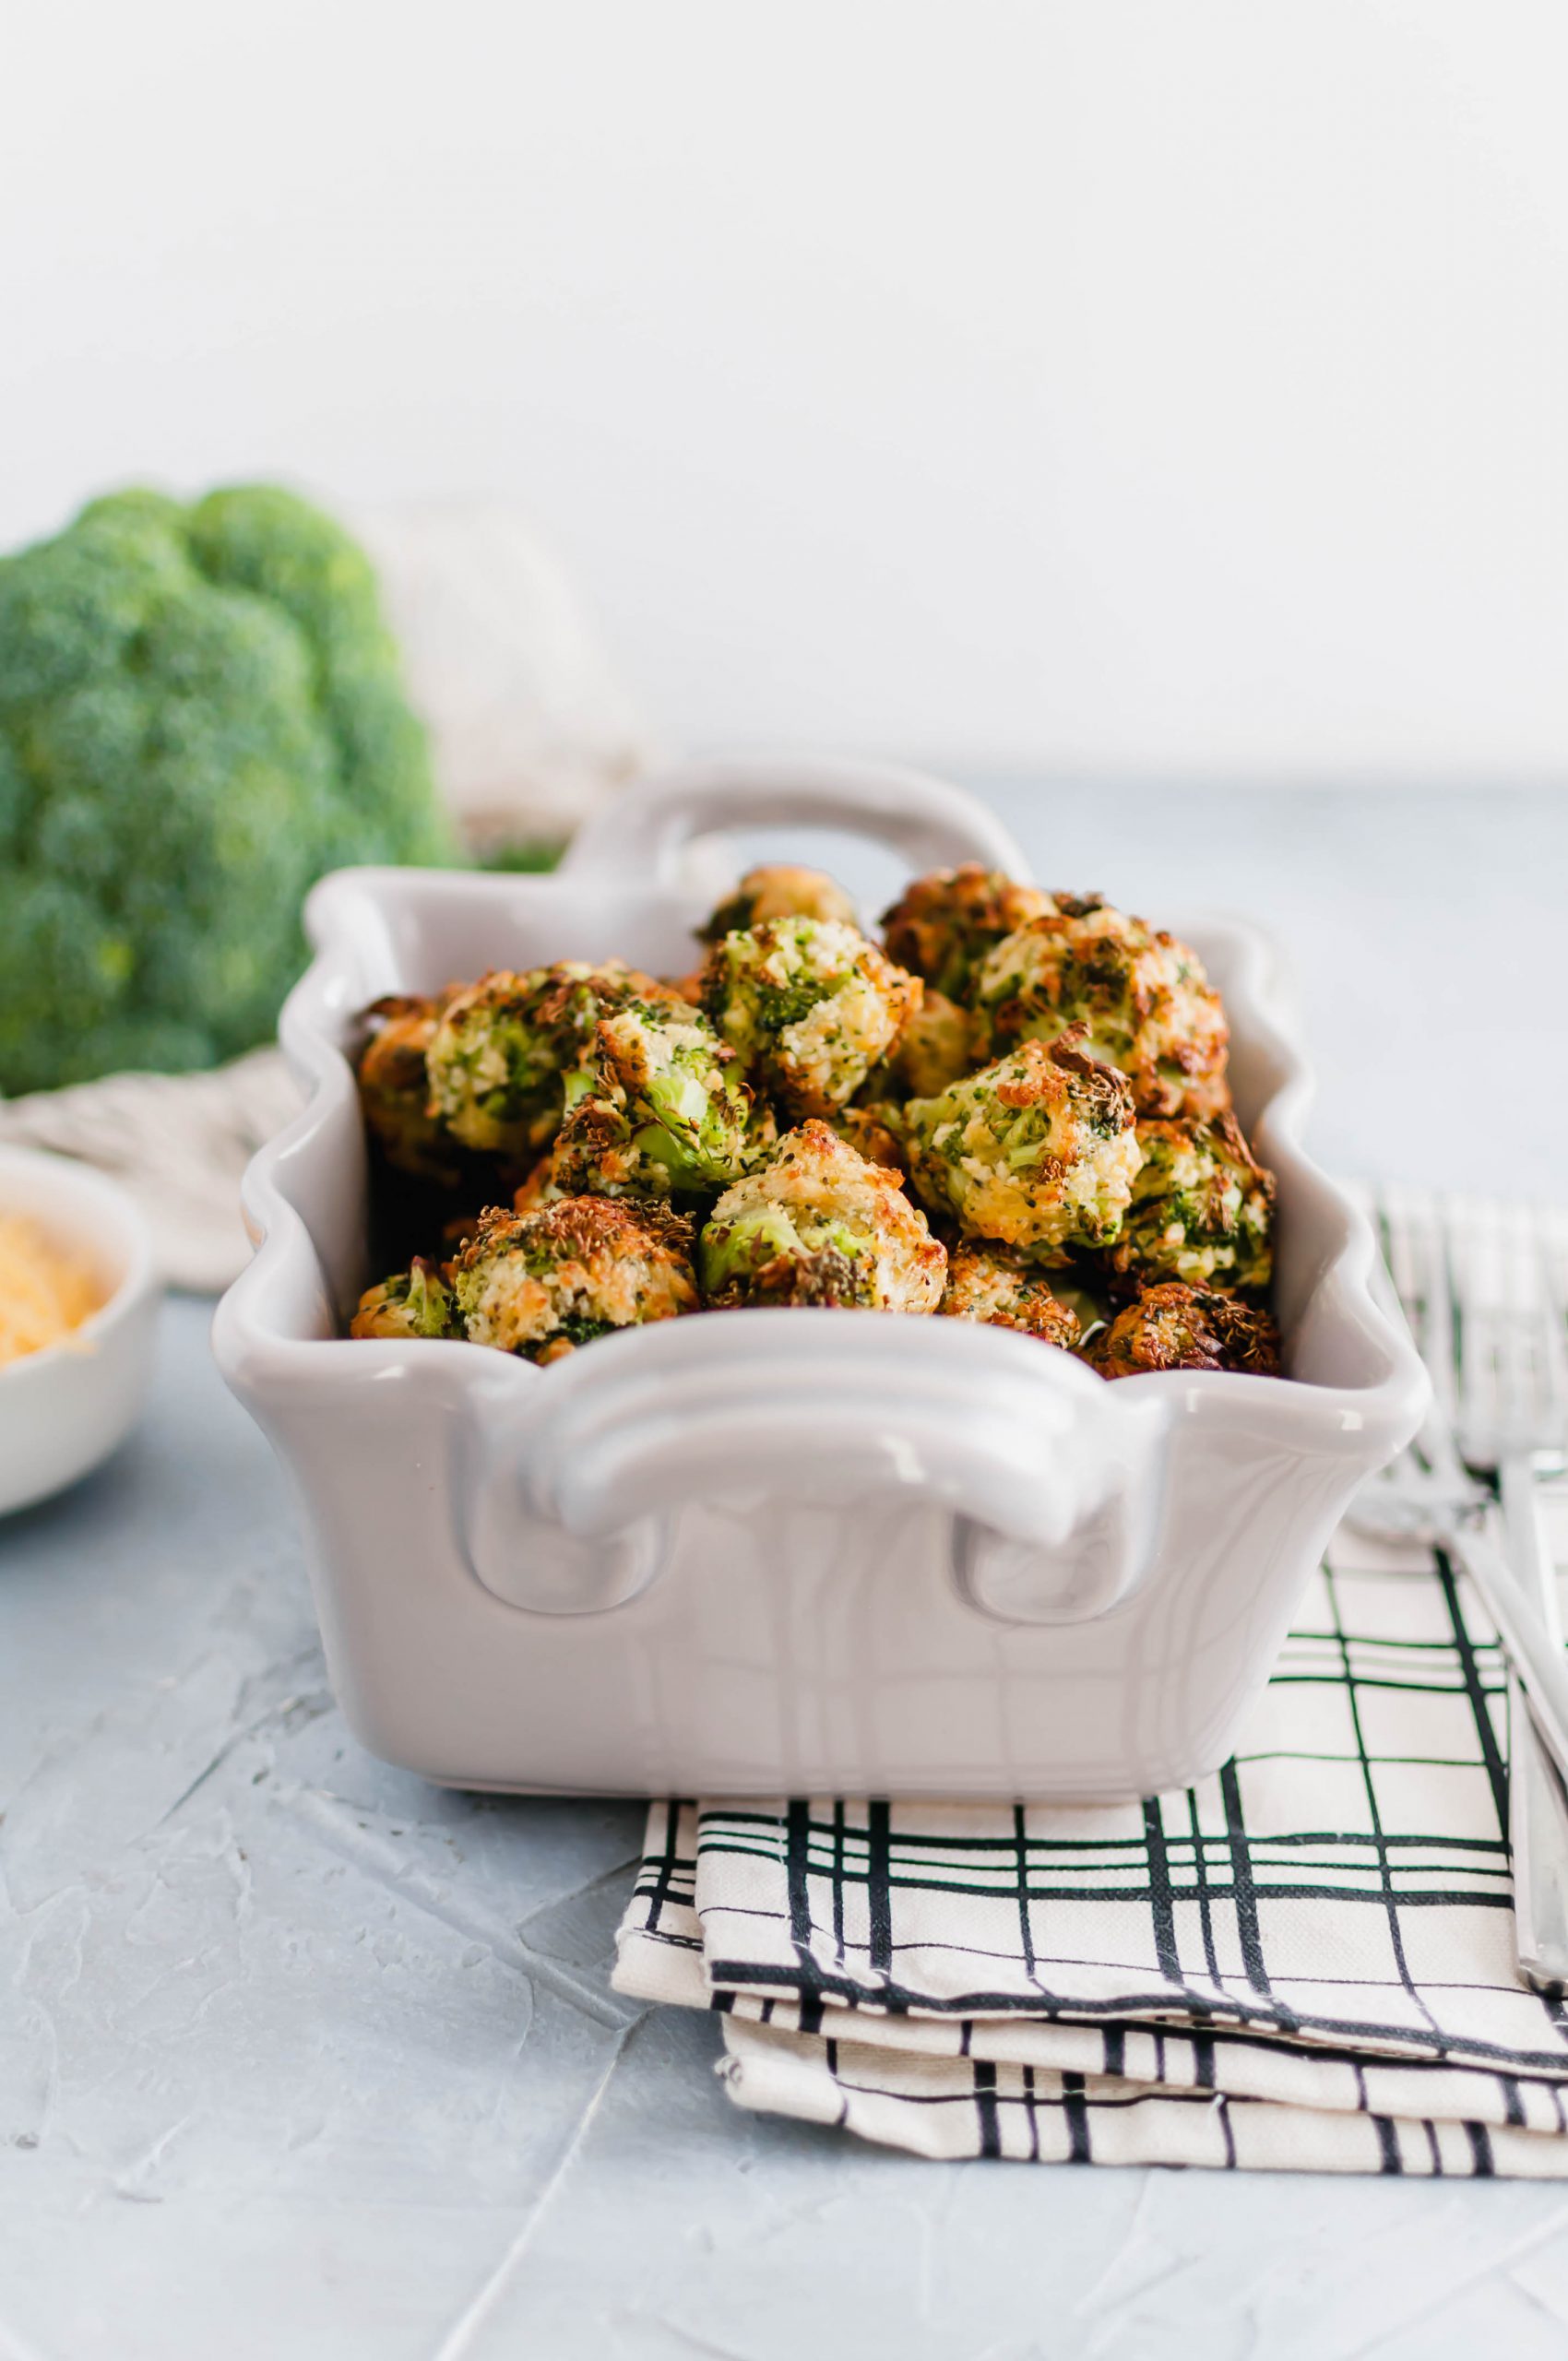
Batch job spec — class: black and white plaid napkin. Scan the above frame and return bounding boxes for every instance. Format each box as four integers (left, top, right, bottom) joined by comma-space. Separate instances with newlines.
615, 1477, 1568, 2172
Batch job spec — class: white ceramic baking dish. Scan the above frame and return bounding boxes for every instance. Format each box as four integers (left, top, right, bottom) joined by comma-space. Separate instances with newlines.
214, 759, 1428, 1800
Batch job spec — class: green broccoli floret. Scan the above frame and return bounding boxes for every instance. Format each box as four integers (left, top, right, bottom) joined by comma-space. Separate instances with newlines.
0, 484, 453, 1093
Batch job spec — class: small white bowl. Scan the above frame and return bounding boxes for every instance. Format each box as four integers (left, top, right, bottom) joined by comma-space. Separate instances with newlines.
0, 1145, 162, 1517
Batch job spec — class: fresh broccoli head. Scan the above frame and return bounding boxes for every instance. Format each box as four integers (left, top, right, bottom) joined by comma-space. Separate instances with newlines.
699, 1121, 947, 1312
0, 484, 453, 1093
901, 1026, 1142, 1262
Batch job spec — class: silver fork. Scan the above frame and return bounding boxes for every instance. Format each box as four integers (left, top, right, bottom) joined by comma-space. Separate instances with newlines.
1447, 1201, 1568, 1992
1348, 1200, 1568, 1982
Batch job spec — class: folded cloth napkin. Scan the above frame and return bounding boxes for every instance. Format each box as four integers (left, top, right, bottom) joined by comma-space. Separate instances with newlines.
615, 1475, 1568, 2174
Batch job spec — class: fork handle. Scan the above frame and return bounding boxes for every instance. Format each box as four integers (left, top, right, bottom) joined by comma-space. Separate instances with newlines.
1507, 1670, 1568, 1995
1442, 1519, 1568, 1794
1501, 1454, 1568, 1995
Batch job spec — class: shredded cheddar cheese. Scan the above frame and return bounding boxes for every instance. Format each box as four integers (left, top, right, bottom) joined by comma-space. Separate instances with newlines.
0, 1216, 102, 1369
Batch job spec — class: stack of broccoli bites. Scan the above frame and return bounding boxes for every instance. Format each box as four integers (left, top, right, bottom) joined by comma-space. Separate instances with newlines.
881, 863, 1277, 1376
350, 858, 1280, 1380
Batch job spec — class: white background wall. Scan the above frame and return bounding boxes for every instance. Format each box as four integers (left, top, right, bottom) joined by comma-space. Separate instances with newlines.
4, 1, 1567, 779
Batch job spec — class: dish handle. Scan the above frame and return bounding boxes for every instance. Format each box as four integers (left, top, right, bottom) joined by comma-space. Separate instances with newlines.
462, 1324, 1173, 1625
559, 754, 1031, 887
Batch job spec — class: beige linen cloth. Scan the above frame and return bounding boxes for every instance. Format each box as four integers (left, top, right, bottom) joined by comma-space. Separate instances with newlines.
0, 1051, 302, 1293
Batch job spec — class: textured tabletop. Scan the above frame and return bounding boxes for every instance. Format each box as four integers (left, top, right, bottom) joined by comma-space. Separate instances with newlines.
4, 787, 1568, 2361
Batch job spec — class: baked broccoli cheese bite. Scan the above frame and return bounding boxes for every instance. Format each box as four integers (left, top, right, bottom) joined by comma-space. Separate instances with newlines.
902, 1026, 1141, 1263
551, 996, 761, 1200
698, 864, 859, 943
1090, 1282, 1280, 1380
974, 901, 1229, 1120
890, 989, 977, 1098
826, 1103, 908, 1175
423, 961, 674, 1161
511, 1153, 565, 1213
1110, 1113, 1275, 1294
701, 918, 921, 1118
356, 992, 460, 1182
350, 1256, 459, 1340
451, 1197, 698, 1362
700, 1121, 946, 1312
881, 865, 1053, 1002
939, 1244, 1081, 1348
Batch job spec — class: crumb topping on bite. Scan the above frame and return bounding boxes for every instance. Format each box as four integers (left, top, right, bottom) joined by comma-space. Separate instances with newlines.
550, 995, 763, 1201
700, 917, 921, 1118
939, 1243, 1081, 1347
901, 1026, 1142, 1263
1091, 1281, 1280, 1380
1110, 1111, 1275, 1293
699, 1121, 945, 1312
881, 866, 1054, 1001
973, 901, 1229, 1120
426, 961, 671, 1159
451, 1196, 698, 1360
697, 863, 859, 944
